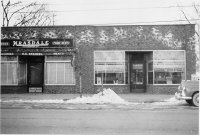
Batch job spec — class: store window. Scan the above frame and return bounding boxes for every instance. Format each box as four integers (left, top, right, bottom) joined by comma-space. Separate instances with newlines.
45, 56, 75, 85
153, 51, 185, 84
1, 56, 18, 85
94, 51, 125, 84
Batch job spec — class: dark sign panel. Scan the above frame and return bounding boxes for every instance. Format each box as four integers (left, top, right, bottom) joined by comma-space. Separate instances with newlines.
1, 39, 73, 48
1, 52, 74, 56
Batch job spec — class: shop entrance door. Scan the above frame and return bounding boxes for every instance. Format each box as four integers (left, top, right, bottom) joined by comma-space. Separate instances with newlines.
27, 56, 44, 93
130, 53, 146, 93
130, 63, 145, 92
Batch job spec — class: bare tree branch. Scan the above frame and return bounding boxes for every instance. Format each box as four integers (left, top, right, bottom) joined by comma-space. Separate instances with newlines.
8, 2, 37, 22
1, 0, 54, 26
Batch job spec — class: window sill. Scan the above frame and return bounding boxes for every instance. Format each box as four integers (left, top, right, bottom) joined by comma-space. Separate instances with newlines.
153, 84, 180, 85
94, 84, 128, 85
45, 84, 76, 86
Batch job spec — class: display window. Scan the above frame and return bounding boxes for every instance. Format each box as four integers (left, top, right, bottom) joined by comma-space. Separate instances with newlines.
153, 51, 185, 85
45, 56, 75, 85
94, 51, 126, 85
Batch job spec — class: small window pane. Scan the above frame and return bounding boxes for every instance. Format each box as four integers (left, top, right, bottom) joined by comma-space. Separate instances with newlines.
19, 63, 27, 85
1, 63, 7, 84
1, 62, 17, 85
153, 51, 184, 60
1, 56, 17, 61
154, 72, 183, 84
57, 63, 65, 84
47, 63, 57, 84
94, 51, 125, 62
148, 72, 153, 84
46, 56, 70, 61
65, 63, 75, 84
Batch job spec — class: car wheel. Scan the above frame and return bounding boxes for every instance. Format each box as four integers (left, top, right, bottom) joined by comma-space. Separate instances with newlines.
192, 92, 199, 107
185, 99, 192, 105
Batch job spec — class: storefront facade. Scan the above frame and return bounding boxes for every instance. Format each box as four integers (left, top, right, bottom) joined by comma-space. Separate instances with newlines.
1, 24, 196, 94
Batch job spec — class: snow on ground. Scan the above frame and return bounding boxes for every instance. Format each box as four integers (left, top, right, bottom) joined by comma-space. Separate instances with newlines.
66, 88, 130, 105
153, 96, 186, 105
1, 88, 130, 105
1, 99, 65, 103
0, 89, 187, 106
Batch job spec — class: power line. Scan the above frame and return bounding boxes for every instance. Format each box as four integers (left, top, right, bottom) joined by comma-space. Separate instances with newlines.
72, 19, 200, 26
7, 5, 200, 13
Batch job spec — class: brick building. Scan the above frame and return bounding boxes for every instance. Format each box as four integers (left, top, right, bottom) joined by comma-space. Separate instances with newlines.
1, 24, 196, 94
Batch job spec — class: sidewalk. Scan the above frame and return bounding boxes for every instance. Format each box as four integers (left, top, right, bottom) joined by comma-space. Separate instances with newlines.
1, 93, 174, 103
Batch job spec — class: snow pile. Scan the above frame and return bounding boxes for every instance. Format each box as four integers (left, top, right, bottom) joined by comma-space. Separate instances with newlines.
67, 88, 129, 104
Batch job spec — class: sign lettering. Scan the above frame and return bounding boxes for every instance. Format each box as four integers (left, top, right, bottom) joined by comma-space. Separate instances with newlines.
13, 40, 49, 47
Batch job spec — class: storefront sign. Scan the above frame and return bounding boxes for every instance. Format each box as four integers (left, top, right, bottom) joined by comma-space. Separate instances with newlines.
1, 39, 73, 48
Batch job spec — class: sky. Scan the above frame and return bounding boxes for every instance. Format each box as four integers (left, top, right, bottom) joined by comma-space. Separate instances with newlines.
6, 0, 200, 26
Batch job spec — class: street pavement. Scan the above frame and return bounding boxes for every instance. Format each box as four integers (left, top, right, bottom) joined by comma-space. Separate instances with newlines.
1, 108, 199, 135
1, 93, 199, 134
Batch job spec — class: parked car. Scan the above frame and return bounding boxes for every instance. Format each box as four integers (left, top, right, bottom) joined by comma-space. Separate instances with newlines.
175, 80, 199, 107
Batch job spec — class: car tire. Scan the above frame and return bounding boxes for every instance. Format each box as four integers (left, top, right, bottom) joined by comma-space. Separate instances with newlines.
191, 92, 199, 107
185, 99, 192, 105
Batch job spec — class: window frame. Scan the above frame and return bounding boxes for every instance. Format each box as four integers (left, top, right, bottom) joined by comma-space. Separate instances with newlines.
94, 51, 126, 85
45, 58, 75, 85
